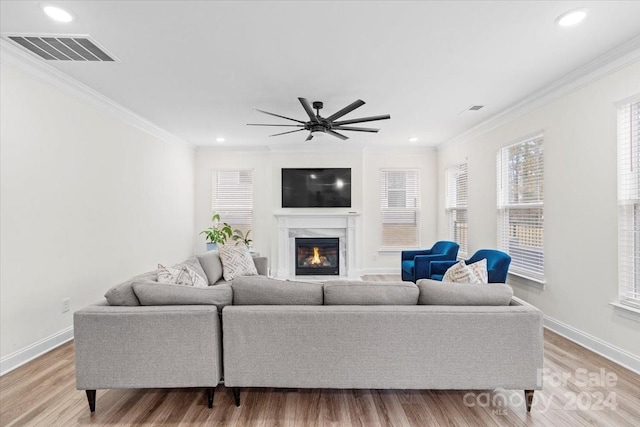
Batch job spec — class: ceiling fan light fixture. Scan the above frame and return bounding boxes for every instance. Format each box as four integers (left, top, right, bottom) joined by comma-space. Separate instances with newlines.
42, 4, 74, 23
556, 8, 588, 27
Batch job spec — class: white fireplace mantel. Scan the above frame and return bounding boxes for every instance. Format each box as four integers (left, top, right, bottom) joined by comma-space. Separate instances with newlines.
274, 212, 360, 278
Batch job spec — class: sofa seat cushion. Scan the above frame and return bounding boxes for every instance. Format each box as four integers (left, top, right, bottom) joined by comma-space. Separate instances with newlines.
401, 260, 414, 277
417, 279, 513, 306
232, 276, 323, 305
104, 270, 158, 306
132, 282, 232, 311
324, 281, 419, 305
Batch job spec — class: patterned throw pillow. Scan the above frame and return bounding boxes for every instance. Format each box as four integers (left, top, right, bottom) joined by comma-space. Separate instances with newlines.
157, 264, 192, 286
466, 259, 488, 284
218, 244, 258, 281
442, 259, 488, 284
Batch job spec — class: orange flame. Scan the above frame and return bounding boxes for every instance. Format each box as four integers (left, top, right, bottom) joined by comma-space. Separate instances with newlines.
311, 247, 322, 264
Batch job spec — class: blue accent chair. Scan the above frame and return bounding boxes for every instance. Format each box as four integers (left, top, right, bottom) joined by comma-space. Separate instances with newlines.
401, 241, 460, 282
428, 249, 512, 283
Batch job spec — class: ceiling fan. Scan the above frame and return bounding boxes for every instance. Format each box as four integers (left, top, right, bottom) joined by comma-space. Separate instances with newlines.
248, 98, 390, 141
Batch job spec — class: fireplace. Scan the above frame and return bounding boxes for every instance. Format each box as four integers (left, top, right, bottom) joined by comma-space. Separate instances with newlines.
295, 238, 340, 276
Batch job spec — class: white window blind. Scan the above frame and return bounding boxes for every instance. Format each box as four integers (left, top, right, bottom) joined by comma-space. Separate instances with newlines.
497, 135, 544, 280
445, 163, 468, 257
211, 170, 253, 234
617, 99, 640, 308
380, 170, 420, 248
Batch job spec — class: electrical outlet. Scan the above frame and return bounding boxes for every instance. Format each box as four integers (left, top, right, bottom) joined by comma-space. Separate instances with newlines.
62, 298, 70, 313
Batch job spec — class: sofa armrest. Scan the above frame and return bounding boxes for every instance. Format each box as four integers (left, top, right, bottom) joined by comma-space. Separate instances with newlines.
429, 260, 458, 277
74, 304, 221, 390
252, 256, 268, 276
401, 249, 431, 261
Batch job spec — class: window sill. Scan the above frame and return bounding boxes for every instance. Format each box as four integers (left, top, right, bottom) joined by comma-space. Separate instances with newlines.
609, 302, 640, 323
507, 271, 546, 290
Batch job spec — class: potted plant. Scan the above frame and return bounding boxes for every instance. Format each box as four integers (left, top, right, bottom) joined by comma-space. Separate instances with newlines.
200, 213, 232, 251
231, 229, 252, 247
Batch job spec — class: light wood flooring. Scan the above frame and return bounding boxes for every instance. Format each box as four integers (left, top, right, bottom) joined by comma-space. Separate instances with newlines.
1, 276, 639, 426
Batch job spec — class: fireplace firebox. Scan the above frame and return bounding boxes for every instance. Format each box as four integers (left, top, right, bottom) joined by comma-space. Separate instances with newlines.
295, 238, 339, 276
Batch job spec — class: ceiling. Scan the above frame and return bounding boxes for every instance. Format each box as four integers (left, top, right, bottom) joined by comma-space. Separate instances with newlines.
1, 1, 640, 150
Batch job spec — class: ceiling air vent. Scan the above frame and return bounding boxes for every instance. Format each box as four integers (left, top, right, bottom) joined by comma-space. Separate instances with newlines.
6, 35, 116, 62
468, 105, 484, 111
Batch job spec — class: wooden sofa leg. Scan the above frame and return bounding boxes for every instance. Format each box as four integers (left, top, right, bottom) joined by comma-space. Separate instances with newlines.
524, 390, 534, 412
85, 390, 96, 413
233, 388, 241, 407
207, 388, 215, 408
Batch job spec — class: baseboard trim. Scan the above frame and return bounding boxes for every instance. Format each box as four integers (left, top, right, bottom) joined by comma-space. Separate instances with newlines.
0, 326, 74, 376
544, 315, 640, 375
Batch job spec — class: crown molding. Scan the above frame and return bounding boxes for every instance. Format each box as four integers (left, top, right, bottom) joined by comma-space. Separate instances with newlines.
0, 38, 192, 149
439, 35, 640, 150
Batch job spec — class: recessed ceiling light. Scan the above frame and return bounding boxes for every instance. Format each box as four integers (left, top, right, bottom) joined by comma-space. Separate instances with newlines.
409, 137, 418, 143
216, 137, 225, 143
42, 4, 74, 23
556, 8, 588, 27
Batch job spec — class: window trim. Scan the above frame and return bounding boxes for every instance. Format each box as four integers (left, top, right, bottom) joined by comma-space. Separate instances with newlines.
445, 163, 468, 257
379, 168, 421, 250
615, 96, 640, 310
496, 134, 545, 282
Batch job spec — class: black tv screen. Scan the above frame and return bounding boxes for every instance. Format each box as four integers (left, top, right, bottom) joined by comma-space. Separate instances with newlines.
282, 168, 351, 208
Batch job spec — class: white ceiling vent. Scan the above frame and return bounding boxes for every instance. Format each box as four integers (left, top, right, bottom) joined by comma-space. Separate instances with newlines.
5, 35, 116, 62
458, 104, 485, 115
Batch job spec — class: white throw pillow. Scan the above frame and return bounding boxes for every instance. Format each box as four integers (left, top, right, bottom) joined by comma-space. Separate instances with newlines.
157, 264, 192, 286
466, 259, 488, 284
218, 244, 258, 281
182, 266, 208, 287
442, 259, 488, 284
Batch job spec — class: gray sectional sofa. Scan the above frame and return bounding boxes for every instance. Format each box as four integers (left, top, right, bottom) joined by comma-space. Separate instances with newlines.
74, 254, 544, 414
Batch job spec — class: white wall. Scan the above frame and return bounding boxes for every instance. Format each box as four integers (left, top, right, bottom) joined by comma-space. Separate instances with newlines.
194, 147, 438, 274
0, 64, 195, 362
436, 61, 640, 361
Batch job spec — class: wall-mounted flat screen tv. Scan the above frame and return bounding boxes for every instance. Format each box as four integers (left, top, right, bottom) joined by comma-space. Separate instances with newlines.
282, 168, 351, 208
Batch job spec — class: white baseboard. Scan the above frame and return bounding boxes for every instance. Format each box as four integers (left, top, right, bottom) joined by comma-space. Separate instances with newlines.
0, 326, 74, 376
544, 315, 640, 375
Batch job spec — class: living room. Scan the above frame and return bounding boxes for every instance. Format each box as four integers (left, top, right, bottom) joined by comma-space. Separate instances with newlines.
1, 1, 639, 425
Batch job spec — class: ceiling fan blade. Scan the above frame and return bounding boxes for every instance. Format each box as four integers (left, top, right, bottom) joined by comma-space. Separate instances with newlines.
298, 98, 319, 123
255, 108, 306, 124
326, 99, 365, 122
269, 129, 305, 137
247, 124, 304, 127
333, 126, 380, 133
333, 114, 391, 126
306, 133, 314, 141
326, 130, 349, 140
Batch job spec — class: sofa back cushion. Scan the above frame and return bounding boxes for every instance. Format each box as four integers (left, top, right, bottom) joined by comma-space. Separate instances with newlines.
133, 283, 232, 312
196, 251, 224, 285
104, 270, 158, 306
417, 279, 513, 306
232, 276, 323, 305
324, 281, 419, 305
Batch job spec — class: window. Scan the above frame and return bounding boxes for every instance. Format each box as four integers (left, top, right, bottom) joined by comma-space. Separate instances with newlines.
380, 169, 420, 248
497, 135, 544, 281
617, 99, 640, 309
211, 170, 253, 235
445, 163, 468, 257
